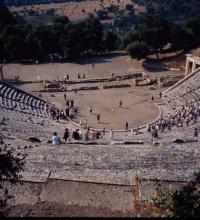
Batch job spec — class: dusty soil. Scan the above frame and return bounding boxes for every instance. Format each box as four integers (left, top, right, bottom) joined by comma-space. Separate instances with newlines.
4, 54, 142, 81
3, 54, 183, 130
45, 87, 159, 130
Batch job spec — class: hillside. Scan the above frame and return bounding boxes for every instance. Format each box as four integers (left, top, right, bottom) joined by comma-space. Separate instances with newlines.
134, 0, 200, 22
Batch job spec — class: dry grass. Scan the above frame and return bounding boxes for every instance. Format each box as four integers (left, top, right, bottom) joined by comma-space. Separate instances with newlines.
9, 0, 145, 22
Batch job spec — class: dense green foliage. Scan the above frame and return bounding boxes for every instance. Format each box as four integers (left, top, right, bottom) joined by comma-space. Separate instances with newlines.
124, 15, 200, 60
0, 0, 15, 31
152, 171, 200, 218
0, 1, 118, 62
126, 41, 149, 60
133, 0, 200, 21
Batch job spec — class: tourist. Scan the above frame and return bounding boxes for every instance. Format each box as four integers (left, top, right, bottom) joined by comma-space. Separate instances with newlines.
186, 116, 190, 126
71, 100, 74, 107
65, 107, 69, 117
92, 63, 94, 68
102, 128, 106, 136
85, 128, 90, 141
135, 126, 139, 135
63, 128, 69, 142
83, 74, 86, 79
72, 129, 80, 140
193, 128, 199, 138
147, 125, 151, 133
130, 128, 134, 136
78, 129, 82, 139
66, 100, 69, 106
96, 131, 101, 139
151, 96, 154, 101
67, 74, 69, 80
125, 121, 128, 131
83, 119, 88, 128
91, 131, 95, 140
64, 93, 67, 101
89, 106, 93, 114
56, 113, 60, 122
109, 129, 113, 139
97, 114, 100, 123
52, 110, 56, 120
119, 100, 122, 108
159, 92, 162, 98
52, 132, 61, 145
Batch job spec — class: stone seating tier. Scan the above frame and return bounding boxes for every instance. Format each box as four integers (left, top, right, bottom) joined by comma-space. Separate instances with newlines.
163, 67, 200, 108
0, 81, 49, 118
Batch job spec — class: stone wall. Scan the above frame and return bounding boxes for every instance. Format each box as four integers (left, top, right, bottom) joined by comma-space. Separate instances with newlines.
4, 179, 135, 212
3, 178, 187, 215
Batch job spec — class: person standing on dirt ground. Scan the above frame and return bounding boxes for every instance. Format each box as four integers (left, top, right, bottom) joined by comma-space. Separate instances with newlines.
110, 129, 113, 139
89, 106, 93, 114
92, 63, 94, 68
64, 93, 67, 101
125, 121, 128, 131
119, 100, 122, 108
63, 128, 69, 142
102, 128, 105, 136
151, 96, 154, 101
159, 92, 162, 98
97, 114, 100, 124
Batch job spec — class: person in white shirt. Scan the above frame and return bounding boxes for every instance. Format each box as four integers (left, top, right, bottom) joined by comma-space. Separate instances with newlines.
52, 132, 61, 145
110, 129, 113, 139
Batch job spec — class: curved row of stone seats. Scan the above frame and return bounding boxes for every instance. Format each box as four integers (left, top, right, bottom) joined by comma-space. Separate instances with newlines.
163, 67, 200, 108
0, 81, 48, 118
0, 107, 66, 140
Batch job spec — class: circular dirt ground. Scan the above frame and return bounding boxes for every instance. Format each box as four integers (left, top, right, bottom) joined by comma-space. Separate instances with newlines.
43, 87, 159, 130
3, 54, 168, 130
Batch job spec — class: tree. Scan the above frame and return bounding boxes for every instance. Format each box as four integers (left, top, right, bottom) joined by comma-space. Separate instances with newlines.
141, 16, 171, 58
186, 17, 200, 45
124, 16, 171, 60
152, 171, 200, 218
123, 31, 140, 49
83, 18, 103, 53
0, 132, 25, 216
1, 25, 26, 60
126, 41, 149, 60
104, 31, 118, 51
54, 16, 70, 25
0, 0, 15, 31
170, 24, 194, 50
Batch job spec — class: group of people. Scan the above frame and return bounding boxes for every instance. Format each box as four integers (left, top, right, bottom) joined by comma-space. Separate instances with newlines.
45, 98, 78, 122
64, 72, 87, 82
52, 127, 105, 145
148, 104, 200, 139
77, 73, 86, 79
